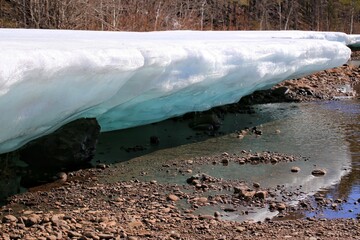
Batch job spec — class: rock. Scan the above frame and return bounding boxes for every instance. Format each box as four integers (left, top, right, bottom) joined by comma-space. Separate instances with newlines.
312, 169, 326, 176
273, 86, 290, 96
19, 118, 100, 169
167, 194, 179, 201
236, 226, 246, 232
96, 163, 107, 170
222, 152, 229, 156
97, 233, 114, 239
314, 194, 324, 201
242, 190, 256, 199
189, 112, 221, 131
186, 176, 198, 184
150, 136, 160, 145
270, 158, 278, 164
83, 232, 100, 240
224, 207, 236, 212
24, 214, 41, 226
2, 215, 17, 223
255, 191, 268, 199
197, 197, 208, 203
221, 158, 229, 165
253, 182, 260, 188
186, 160, 194, 165
55, 172, 67, 182
291, 166, 301, 172
162, 208, 171, 213
234, 185, 249, 194
214, 211, 221, 217
234, 185, 255, 199
68, 231, 82, 238
50, 214, 64, 225
276, 203, 287, 211
170, 231, 181, 239
254, 130, 262, 135
128, 237, 138, 240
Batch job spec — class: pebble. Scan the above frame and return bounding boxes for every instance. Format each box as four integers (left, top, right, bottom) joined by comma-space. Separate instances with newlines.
214, 211, 221, 217
291, 166, 301, 173
276, 203, 287, 211
56, 172, 67, 182
236, 226, 246, 232
255, 191, 268, 199
68, 231, 82, 238
96, 164, 107, 170
221, 158, 229, 165
97, 233, 114, 239
197, 197, 208, 203
170, 231, 181, 239
224, 207, 236, 212
186, 160, 193, 165
83, 232, 99, 239
2, 215, 17, 223
312, 169, 326, 176
167, 194, 180, 201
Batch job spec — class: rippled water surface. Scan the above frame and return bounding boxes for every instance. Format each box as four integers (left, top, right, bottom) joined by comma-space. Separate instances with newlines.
96, 99, 359, 220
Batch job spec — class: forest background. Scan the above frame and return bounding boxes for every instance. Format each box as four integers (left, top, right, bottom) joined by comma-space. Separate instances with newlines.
0, 0, 360, 34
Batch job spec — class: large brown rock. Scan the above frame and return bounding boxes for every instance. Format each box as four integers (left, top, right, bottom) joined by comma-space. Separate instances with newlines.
19, 118, 100, 169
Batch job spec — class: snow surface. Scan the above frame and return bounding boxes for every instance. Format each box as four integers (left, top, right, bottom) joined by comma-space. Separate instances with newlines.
348, 34, 360, 48
0, 29, 352, 153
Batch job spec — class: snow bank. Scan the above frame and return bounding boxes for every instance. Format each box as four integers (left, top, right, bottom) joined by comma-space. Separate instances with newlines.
0, 29, 351, 153
347, 34, 360, 48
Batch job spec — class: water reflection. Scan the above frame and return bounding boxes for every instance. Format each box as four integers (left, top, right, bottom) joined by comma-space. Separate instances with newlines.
302, 100, 360, 219
100, 100, 359, 221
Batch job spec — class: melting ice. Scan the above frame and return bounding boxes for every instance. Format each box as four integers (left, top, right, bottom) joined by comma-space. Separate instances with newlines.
0, 29, 353, 153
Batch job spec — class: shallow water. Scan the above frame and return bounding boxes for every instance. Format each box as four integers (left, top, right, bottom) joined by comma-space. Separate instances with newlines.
96, 99, 359, 221
0, 99, 358, 222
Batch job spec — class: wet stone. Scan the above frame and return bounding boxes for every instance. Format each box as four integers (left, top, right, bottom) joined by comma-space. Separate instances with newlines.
255, 191, 268, 199
291, 166, 301, 173
96, 164, 107, 170
312, 169, 326, 176
277, 203, 287, 211
167, 194, 179, 201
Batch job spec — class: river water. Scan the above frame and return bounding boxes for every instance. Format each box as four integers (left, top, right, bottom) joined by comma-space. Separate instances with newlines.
94, 99, 359, 221
0, 98, 359, 221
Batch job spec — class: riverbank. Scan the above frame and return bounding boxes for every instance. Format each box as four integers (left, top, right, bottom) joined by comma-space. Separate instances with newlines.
0, 63, 359, 239
1, 166, 359, 239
